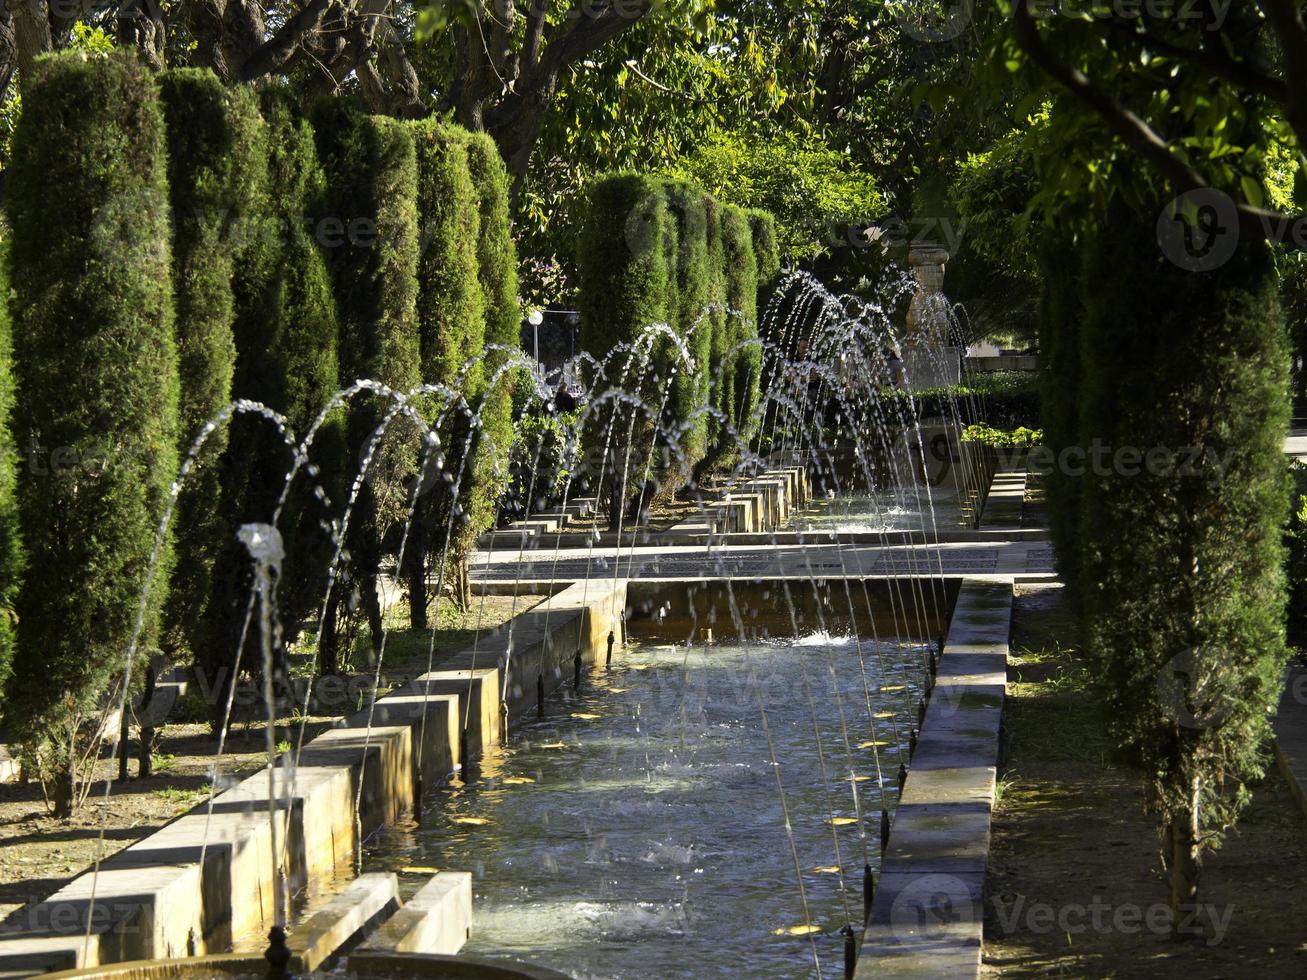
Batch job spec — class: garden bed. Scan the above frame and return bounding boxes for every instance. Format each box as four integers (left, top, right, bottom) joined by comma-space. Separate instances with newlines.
982, 583, 1307, 976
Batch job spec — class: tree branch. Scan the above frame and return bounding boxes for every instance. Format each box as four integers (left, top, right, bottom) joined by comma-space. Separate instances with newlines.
238, 0, 335, 82
535, 0, 653, 80
1013, 0, 1208, 192
1104, 19, 1287, 102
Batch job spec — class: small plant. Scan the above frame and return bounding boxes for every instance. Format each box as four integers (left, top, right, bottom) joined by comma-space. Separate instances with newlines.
149, 751, 176, 774
276, 739, 292, 755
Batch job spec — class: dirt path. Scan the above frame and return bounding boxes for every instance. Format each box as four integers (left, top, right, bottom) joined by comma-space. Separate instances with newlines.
983, 583, 1307, 978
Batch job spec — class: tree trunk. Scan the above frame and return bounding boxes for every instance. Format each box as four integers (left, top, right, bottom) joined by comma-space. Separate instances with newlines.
51, 744, 73, 819
318, 590, 340, 677
406, 510, 428, 630
363, 575, 383, 655
1167, 774, 1202, 918
138, 661, 158, 779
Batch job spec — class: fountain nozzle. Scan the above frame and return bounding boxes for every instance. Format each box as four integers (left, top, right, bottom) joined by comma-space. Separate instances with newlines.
537, 672, 545, 719
606, 629, 615, 666
574, 649, 584, 689
842, 924, 857, 978
879, 809, 890, 854
264, 926, 291, 979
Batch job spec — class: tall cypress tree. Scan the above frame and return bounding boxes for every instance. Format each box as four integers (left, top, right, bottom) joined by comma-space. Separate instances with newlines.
408, 119, 483, 621
314, 100, 421, 667
157, 69, 261, 679
660, 180, 713, 477
198, 87, 342, 718
721, 204, 760, 439
458, 131, 521, 601
577, 174, 671, 530
0, 240, 23, 717
1078, 203, 1289, 910
6, 52, 179, 814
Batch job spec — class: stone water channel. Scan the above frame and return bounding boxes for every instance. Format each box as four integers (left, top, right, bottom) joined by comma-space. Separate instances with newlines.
365, 635, 934, 979
358, 483, 958, 978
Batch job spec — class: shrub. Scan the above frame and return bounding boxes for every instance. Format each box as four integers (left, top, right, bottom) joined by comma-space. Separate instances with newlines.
1035, 236, 1085, 593
1077, 206, 1289, 911
408, 120, 484, 618
661, 180, 713, 471
195, 88, 344, 718
461, 131, 522, 566
0, 240, 21, 712
315, 100, 421, 667
721, 205, 760, 437
6, 51, 179, 814
157, 69, 262, 666
577, 173, 671, 528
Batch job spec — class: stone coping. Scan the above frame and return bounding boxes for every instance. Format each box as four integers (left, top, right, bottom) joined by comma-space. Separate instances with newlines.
0, 582, 625, 976
855, 576, 1013, 978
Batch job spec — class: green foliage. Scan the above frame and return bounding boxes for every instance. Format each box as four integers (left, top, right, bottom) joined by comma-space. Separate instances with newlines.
5, 51, 179, 808
1036, 234, 1084, 594
157, 69, 262, 663
200, 87, 342, 705
1077, 208, 1289, 878
0, 240, 22, 709
721, 204, 760, 436
748, 209, 782, 288
668, 130, 884, 265
461, 129, 522, 543
661, 180, 714, 468
960, 423, 1042, 448
315, 100, 422, 658
408, 119, 485, 616
947, 118, 1044, 341
577, 174, 672, 526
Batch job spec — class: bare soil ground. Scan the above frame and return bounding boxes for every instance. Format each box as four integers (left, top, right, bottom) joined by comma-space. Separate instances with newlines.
0, 593, 545, 926
983, 582, 1307, 978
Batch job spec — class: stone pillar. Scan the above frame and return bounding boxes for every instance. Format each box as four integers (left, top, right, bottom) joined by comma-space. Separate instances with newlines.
901, 243, 961, 389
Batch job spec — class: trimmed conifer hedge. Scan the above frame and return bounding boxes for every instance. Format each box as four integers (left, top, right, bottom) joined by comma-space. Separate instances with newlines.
459, 131, 521, 592
578, 176, 779, 502
314, 100, 421, 663
157, 69, 262, 668
5, 51, 179, 814
662, 180, 713, 471
721, 204, 760, 436
1077, 206, 1289, 910
0, 241, 22, 711
408, 119, 484, 619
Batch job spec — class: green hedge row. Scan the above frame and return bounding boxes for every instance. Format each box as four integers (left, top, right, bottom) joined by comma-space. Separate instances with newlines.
1044, 203, 1289, 907
577, 173, 782, 522
6, 52, 180, 813
0, 53, 524, 801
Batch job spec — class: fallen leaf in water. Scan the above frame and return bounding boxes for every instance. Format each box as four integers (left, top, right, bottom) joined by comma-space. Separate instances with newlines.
845, 774, 873, 782
501, 776, 535, 785
858, 740, 889, 749
827, 817, 858, 826
400, 866, 440, 874
774, 924, 822, 936
538, 742, 569, 750
571, 713, 601, 720
813, 866, 841, 874
451, 816, 491, 826
880, 685, 905, 692
607, 687, 630, 694
874, 711, 896, 719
